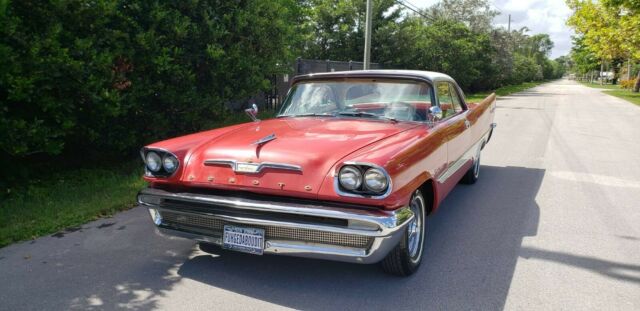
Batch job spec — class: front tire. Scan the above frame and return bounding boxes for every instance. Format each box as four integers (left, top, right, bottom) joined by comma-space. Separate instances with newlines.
381, 190, 427, 276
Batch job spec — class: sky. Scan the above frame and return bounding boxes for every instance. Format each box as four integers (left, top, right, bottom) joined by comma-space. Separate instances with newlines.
409, 0, 574, 58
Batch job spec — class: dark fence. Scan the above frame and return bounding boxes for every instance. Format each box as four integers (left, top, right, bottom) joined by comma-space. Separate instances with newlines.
242, 58, 382, 112
294, 58, 382, 75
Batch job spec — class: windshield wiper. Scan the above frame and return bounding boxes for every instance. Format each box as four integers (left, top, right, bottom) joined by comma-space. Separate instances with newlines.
337, 111, 398, 123
277, 113, 335, 118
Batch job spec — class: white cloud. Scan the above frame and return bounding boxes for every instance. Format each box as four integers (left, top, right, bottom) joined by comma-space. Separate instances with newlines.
407, 0, 574, 58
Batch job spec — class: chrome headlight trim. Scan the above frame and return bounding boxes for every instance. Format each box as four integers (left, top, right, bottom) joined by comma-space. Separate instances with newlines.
334, 162, 392, 199
141, 147, 180, 178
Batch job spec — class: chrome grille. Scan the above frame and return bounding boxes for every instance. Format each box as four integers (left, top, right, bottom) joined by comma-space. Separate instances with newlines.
160, 211, 372, 249
162, 212, 224, 231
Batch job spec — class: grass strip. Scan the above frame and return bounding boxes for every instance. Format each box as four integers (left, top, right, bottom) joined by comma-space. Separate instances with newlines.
466, 80, 551, 102
0, 162, 146, 247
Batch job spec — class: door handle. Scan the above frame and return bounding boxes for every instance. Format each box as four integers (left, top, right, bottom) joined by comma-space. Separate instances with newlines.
464, 119, 471, 129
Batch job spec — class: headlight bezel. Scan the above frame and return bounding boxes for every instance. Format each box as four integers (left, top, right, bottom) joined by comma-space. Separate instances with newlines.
335, 162, 391, 199
141, 148, 180, 178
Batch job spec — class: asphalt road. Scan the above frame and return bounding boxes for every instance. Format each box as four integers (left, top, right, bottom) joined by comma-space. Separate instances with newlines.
1, 79, 639, 311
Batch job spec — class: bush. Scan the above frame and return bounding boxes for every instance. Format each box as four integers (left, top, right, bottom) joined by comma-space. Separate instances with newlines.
0, 0, 298, 161
510, 54, 540, 84
621, 79, 637, 89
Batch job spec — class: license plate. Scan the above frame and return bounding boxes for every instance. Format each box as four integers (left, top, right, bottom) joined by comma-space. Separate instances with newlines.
223, 225, 265, 255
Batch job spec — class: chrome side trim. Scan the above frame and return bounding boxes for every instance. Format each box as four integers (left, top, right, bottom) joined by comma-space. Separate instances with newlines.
203, 159, 302, 173
436, 129, 491, 184
333, 162, 393, 200
436, 147, 474, 184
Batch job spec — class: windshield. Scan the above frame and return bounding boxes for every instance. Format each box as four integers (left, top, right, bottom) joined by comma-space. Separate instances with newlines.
278, 79, 435, 122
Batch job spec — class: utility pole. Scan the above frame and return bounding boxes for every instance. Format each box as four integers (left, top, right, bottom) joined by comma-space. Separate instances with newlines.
507, 14, 511, 32
600, 60, 604, 85
363, 0, 373, 70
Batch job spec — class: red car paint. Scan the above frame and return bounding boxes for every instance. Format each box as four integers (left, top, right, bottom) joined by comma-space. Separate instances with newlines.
143, 73, 496, 212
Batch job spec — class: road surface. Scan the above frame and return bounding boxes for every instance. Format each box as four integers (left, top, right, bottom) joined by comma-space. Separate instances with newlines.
1, 79, 639, 310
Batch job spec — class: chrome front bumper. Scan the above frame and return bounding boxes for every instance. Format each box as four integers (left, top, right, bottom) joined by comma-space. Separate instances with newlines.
137, 187, 413, 264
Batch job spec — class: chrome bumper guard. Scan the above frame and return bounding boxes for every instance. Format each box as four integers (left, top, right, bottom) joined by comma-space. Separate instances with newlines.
137, 187, 413, 264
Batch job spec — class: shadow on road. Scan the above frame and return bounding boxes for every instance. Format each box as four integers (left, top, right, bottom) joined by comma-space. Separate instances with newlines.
519, 247, 640, 285
177, 165, 544, 310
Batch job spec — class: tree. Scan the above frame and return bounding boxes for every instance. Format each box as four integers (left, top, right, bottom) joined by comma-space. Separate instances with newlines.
380, 18, 494, 91
601, 0, 640, 91
300, 0, 401, 62
567, 0, 632, 85
423, 0, 499, 33
570, 36, 601, 78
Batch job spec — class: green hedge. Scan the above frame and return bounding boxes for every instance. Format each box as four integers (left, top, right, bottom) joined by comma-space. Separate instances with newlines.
0, 0, 298, 162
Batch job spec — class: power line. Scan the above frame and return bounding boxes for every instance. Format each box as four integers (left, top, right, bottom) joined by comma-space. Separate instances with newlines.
395, 0, 433, 21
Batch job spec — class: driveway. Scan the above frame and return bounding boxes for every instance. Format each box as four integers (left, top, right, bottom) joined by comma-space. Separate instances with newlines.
1, 79, 639, 310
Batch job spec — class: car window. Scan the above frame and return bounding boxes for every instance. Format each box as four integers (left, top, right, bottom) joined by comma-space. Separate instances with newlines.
448, 83, 463, 113
279, 79, 434, 122
437, 82, 464, 119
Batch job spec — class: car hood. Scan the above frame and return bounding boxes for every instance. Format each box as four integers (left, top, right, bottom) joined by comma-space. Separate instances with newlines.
180, 117, 418, 197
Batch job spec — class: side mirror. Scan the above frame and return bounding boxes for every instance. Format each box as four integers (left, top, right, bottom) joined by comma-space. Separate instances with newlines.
245, 103, 260, 122
429, 106, 443, 121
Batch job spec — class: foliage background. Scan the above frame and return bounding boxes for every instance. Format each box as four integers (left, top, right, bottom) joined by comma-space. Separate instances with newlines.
0, 0, 565, 189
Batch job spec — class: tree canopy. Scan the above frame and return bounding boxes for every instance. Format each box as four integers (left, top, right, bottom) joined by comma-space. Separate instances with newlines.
567, 0, 640, 89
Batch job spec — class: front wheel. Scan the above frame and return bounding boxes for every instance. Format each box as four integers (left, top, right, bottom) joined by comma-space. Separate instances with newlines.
381, 190, 427, 276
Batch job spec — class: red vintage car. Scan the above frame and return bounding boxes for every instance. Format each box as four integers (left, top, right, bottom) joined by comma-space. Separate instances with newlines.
137, 70, 496, 276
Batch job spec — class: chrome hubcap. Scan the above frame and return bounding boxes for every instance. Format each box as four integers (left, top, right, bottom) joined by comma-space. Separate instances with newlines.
407, 194, 424, 261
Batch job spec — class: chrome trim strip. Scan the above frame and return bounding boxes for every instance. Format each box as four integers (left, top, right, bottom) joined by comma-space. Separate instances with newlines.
252, 133, 277, 145
203, 159, 302, 173
333, 162, 393, 200
153, 206, 387, 237
203, 159, 235, 169
436, 129, 491, 184
156, 227, 405, 264
138, 187, 412, 233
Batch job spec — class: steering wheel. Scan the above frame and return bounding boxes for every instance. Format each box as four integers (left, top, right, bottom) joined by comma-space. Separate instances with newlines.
385, 101, 419, 121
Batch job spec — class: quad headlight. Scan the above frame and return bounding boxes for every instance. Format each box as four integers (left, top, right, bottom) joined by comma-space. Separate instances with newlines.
337, 163, 390, 196
145, 152, 162, 172
363, 168, 388, 192
142, 149, 179, 177
338, 165, 362, 190
163, 153, 179, 173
